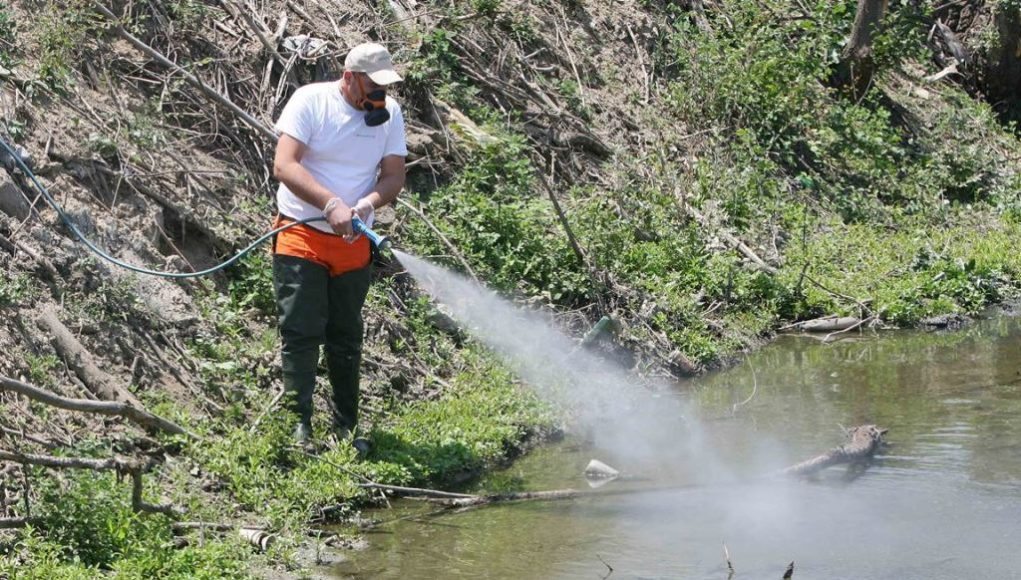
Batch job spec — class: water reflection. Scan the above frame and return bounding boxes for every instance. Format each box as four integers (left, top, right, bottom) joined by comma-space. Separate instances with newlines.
335, 314, 1021, 579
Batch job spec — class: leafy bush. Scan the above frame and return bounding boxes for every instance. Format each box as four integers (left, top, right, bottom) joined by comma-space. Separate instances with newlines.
404, 133, 592, 305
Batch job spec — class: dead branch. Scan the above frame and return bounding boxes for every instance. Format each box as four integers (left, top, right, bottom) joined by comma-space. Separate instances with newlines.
91, 2, 276, 141
0, 516, 31, 529
539, 159, 608, 313
0, 449, 177, 515
433, 487, 593, 507
396, 198, 480, 282
0, 448, 142, 473
217, 0, 288, 65
0, 375, 192, 437
357, 482, 477, 500
37, 307, 143, 407
682, 201, 778, 275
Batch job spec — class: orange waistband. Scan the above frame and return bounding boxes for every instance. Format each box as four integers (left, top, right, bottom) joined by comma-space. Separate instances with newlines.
273, 215, 370, 277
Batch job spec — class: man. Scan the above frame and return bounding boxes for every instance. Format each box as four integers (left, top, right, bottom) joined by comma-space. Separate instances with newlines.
271, 42, 407, 449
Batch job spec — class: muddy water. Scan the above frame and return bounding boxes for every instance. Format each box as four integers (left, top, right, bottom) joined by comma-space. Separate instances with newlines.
334, 314, 1021, 579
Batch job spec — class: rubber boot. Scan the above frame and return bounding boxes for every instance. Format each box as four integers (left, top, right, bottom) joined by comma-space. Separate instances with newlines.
274, 254, 329, 441
325, 265, 371, 434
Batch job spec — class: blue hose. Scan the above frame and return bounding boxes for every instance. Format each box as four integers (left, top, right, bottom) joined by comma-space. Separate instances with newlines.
0, 137, 385, 279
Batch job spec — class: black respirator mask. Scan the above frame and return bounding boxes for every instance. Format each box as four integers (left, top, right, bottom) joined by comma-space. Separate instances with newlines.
356, 75, 390, 127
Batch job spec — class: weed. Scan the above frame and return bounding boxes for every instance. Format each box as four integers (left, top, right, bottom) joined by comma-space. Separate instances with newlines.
0, 274, 34, 307
0, 470, 252, 579
37, 1, 102, 91
404, 132, 592, 305
25, 354, 61, 386
0, 7, 18, 69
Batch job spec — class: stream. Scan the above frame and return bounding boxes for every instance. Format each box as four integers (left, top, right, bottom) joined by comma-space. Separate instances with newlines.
334, 313, 1021, 579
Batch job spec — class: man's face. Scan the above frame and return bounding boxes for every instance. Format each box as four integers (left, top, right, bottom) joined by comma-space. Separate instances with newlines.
350, 72, 384, 106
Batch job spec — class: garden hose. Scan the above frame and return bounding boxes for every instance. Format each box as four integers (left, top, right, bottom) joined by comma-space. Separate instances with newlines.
0, 137, 386, 279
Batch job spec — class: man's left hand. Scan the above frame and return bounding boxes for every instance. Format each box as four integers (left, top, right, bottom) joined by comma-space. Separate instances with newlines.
353, 198, 375, 224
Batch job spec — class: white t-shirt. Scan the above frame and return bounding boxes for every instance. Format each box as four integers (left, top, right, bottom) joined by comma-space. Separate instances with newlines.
274, 81, 408, 233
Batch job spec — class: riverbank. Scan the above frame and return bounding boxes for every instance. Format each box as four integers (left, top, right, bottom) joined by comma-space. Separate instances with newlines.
1, 342, 559, 578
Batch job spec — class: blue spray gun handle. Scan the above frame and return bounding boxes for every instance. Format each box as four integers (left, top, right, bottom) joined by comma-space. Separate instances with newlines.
351, 215, 390, 249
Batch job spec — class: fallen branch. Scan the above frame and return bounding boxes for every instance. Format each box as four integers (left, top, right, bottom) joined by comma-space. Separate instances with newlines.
783, 425, 887, 477
37, 307, 142, 407
0, 449, 177, 515
0, 516, 32, 529
0, 375, 193, 437
0, 448, 142, 474
357, 482, 476, 500
396, 198, 479, 282
682, 202, 778, 275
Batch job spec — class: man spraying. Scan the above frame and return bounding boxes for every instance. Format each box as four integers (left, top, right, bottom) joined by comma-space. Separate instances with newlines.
271, 43, 408, 450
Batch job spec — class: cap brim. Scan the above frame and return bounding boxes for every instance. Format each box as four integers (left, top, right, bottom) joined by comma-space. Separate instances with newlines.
367, 69, 403, 85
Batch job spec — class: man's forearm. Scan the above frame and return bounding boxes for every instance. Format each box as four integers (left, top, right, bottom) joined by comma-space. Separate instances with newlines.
276, 161, 337, 211
362, 173, 405, 209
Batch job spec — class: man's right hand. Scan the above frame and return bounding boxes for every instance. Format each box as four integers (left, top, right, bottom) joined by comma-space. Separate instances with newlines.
325, 200, 354, 238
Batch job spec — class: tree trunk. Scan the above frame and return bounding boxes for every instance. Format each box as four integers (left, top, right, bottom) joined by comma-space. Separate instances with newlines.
988, 4, 1021, 112
832, 0, 889, 97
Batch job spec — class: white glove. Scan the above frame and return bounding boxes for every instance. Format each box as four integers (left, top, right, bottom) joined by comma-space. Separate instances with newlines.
353, 198, 375, 224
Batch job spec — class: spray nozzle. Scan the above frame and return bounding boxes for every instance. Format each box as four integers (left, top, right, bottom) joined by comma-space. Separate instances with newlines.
351, 215, 390, 250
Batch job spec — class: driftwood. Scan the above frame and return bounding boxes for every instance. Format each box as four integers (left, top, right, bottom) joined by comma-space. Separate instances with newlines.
783, 425, 887, 477
0, 375, 192, 437
790, 316, 862, 333
37, 307, 142, 407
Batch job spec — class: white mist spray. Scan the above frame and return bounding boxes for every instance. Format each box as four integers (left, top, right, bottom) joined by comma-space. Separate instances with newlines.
392, 249, 731, 482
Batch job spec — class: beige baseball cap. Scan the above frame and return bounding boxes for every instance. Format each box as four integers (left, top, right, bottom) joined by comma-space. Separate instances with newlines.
344, 43, 403, 85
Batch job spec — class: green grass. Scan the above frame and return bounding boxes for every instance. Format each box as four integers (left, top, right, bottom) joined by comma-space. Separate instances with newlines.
0, 471, 252, 580
780, 212, 1021, 323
